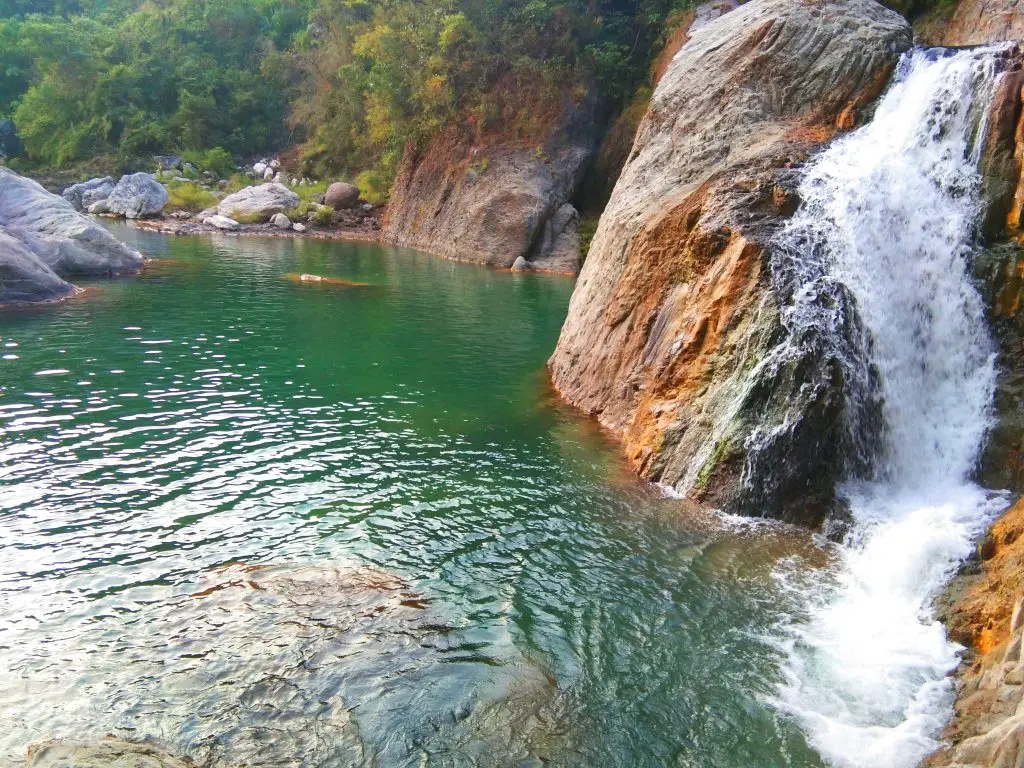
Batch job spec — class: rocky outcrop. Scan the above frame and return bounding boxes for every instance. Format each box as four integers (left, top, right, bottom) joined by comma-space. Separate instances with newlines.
547, 0, 911, 523
0, 168, 143, 305
26, 738, 192, 768
381, 100, 599, 274
926, 0, 1024, 46
928, 499, 1024, 767
105, 173, 168, 219
62, 176, 115, 212
217, 183, 298, 222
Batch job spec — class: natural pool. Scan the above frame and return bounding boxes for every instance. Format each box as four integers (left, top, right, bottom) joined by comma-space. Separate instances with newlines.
0, 223, 829, 767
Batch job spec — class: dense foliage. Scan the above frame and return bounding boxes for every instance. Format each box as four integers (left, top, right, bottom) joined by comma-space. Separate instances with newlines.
0, 0, 687, 178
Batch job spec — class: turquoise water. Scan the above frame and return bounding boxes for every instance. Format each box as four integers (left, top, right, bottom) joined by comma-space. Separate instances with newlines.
0, 223, 828, 767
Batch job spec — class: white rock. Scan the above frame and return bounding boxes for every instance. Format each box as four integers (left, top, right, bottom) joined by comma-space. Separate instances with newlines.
271, 212, 291, 229
292, 222, 307, 232
204, 215, 240, 231
269, 158, 280, 169
253, 162, 267, 176
263, 167, 275, 180
62, 177, 116, 212
105, 173, 168, 219
217, 183, 299, 223
0, 168, 143, 304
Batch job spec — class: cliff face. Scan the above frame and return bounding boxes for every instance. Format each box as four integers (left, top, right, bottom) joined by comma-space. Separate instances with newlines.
547, 0, 911, 524
924, 0, 1024, 46
380, 103, 600, 275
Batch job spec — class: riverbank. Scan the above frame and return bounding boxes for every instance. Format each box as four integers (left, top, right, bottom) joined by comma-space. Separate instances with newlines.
132, 213, 382, 243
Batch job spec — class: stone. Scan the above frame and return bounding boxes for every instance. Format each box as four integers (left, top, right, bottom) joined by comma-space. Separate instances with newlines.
292, 222, 306, 232
527, 202, 581, 274
271, 212, 291, 230
182, 162, 196, 174
26, 738, 190, 768
263, 167, 275, 180
216, 183, 298, 223
105, 173, 169, 219
929, 0, 1024, 46
381, 97, 600, 268
269, 158, 280, 169
325, 182, 360, 210
62, 176, 115, 212
0, 168, 143, 304
510, 256, 529, 272
253, 162, 267, 176
546, 0, 911, 524
87, 199, 110, 215
204, 215, 240, 231
153, 155, 182, 171
0, 118, 23, 158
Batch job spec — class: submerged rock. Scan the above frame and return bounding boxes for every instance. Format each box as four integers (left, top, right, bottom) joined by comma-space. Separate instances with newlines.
105, 173, 168, 219
0, 168, 143, 305
26, 738, 192, 768
217, 183, 298, 223
62, 177, 116, 213
547, 0, 911, 524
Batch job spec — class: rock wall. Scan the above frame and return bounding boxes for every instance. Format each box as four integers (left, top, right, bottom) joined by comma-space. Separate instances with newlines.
928, 499, 1024, 767
381, 102, 600, 275
547, 0, 911, 524
925, 0, 1024, 46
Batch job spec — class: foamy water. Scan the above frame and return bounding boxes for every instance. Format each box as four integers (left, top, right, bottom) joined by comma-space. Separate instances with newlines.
773, 47, 1012, 767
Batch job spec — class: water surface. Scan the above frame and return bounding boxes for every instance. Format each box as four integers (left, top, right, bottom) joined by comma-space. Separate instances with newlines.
0, 224, 826, 767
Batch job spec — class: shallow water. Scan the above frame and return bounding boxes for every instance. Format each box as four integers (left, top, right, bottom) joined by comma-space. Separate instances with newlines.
0, 224, 829, 767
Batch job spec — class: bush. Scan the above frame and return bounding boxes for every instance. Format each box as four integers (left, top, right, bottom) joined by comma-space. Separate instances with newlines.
356, 170, 387, 205
311, 204, 334, 226
164, 181, 219, 212
183, 147, 236, 179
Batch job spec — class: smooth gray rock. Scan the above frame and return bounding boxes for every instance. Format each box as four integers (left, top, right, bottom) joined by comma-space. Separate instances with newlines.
87, 199, 110, 215
0, 118, 22, 158
511, 256, 529, 272
271, 212, 291, 230
0, 169, 143, 304
325, 182, 360, 210
217, 183, 298, 223
62, 177, 115, 212
105, 173, 168, 219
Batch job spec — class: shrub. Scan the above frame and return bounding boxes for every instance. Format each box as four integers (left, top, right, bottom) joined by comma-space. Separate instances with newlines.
164, 181, 219, 212
311, 205, 334, 226
356, 170, 387, 205
183, 147, 236, 179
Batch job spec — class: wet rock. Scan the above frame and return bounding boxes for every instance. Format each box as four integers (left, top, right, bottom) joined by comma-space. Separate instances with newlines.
325, 182, 360, 210
547, 0, 911, 525
26, 738, 192, 768
0, 118, 23, 159
217, 184, 298, 223
62, 177, 115, 213
270, 212, 291, 230
0, 168, 143, 305
105, 173, 168, 219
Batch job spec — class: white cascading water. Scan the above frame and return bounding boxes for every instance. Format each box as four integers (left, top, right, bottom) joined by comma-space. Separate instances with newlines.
773, 47, 1012, 767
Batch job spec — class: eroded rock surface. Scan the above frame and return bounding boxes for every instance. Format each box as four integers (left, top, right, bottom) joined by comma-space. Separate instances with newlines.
381, 101, 599, 274
548, 0, 911, 523
0, 168, 143, 304
26, 739, 192, 768
932, 0, 1024, 46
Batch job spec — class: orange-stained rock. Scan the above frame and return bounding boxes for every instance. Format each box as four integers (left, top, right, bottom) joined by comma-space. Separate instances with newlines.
933, 0, 1024, 46
547, 0, 911, 524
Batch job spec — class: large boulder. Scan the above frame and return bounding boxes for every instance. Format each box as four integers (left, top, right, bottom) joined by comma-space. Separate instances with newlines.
381, 98, 601, 274
325, 182, 360, 210
0, 168, 143, 304
105, 173, 168, 219
62, 176, 116, 212
547, 0, 911, 525
0, 118, 22, 159
217, 183, 299, 223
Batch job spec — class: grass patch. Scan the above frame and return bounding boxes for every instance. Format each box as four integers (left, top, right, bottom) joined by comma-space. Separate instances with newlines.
165, 181, 220, 212
356, 171, 387, 205
578, 214, 600, 262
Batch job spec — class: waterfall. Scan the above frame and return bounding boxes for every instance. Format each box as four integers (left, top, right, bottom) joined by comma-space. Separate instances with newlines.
772, 47, 1013, 768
